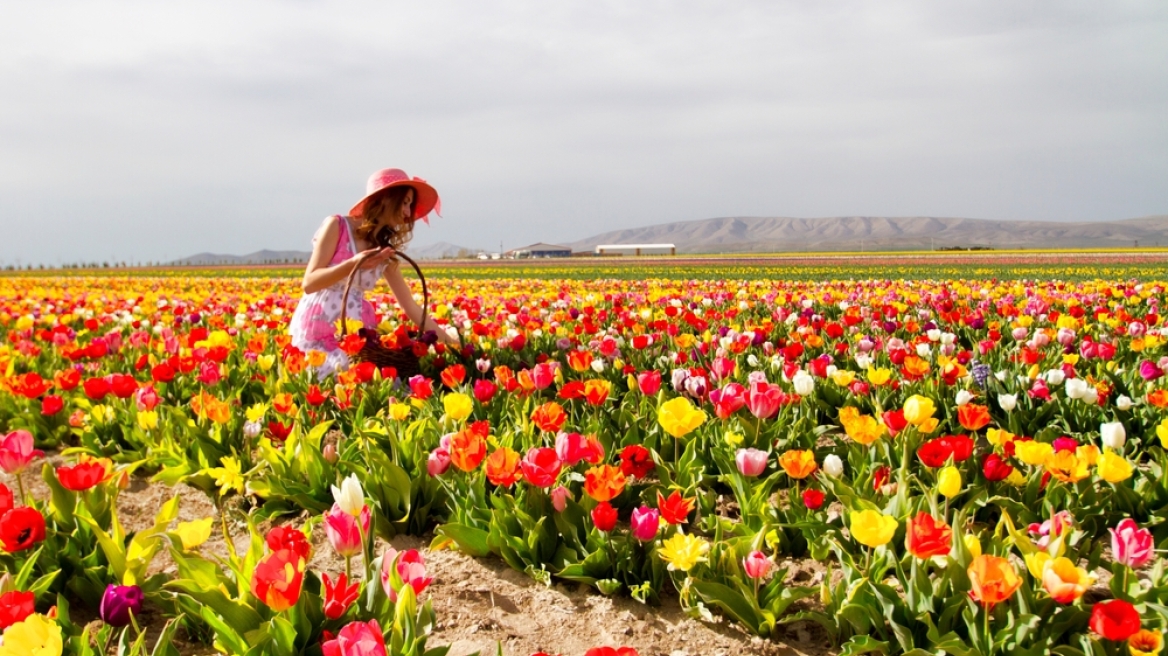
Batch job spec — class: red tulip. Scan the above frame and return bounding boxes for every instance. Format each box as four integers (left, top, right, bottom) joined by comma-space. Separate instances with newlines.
591, 501, 618, 532
905, 512, 953, 559
636, 370, 662, 395
472, 379, 497, 403
439, 364, 466, 388
1089, 599, 1141, 641
0, 590, 35, 629
151, 362, 176, 383
0, 484, 11, 517
619, 445, 654, 479
41, 395, 64, 416
657, 490, 695, 526
583, 648, 638, 656
0, 506, 46, 552
802, 488, 825, 510
266, 526, 313, 561
83, 376, 110, 401
109, 373, 138, 399
322, 572, 361, 620
57, 460, 109, 491
251, 549, 306, 611
981, 453, 1013, 482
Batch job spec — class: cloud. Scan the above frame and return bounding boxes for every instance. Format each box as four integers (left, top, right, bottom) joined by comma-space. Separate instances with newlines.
0, 0, 1165, 264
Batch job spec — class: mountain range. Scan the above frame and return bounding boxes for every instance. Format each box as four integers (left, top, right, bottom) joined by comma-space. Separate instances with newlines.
565, 215, 1168, 253
172, 215, 1168, 263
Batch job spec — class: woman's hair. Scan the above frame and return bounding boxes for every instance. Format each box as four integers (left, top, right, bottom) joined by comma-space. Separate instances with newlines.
354, 186, 415, 251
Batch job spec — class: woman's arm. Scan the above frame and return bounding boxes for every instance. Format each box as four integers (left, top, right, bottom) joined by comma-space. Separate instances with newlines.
383, 262, 461, 346
301, 218, 392, 294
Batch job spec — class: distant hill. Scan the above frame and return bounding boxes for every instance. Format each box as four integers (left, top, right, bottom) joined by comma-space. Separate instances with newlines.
171, 242, 475, 265
567, 215, 1168, 253
408, 241, 476, 260
171, 250, 311, 265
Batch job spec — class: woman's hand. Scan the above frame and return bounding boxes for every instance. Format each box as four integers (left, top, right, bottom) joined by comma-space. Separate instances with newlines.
354, 247, 395, 270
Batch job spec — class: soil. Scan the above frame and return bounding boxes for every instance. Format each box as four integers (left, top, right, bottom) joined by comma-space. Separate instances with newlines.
7, 459, 840, 656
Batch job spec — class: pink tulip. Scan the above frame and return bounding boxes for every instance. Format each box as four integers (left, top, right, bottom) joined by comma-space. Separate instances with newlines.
322, 619, 387, 656
0, 430, 43, 475
531, 363, 556, 390
134, 385, 160, 411
1110, 518, 1154, 569
1139, 360, 1163, 382
636, 371, 661, 395
630, 506, 659, 542
735, 448, 768, 477
743, 550, 773, 580
325, 503, 369, 558
427, 449, 451, 477
709, 383, 746, 419
746, 382, 783, 419
710, 356, 736, 382
555, 432, 592, 467
551, 486, 571, 512
380, 548, 433, 602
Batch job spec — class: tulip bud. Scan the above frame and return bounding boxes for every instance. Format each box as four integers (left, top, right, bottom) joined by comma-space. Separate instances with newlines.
551, 486, 571, 512
1115, 395, 1133, 411
427, 449, 451, 477
100, 584, 143, 627
937, 465, 962, 499
630, 506, 659, 541
743, 550, 773, 580
963, 534, 982, 558
997, 394, 1017, 412
322, 443, 338, 463
1100, 422, 1126, 451
792, 371, 815, 396
955, 389, 974, 406
823, 454, 844, 478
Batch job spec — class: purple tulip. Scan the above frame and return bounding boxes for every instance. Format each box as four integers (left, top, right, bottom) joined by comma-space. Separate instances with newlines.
735, 448, 768, 477
100, 584, 143, 627
630, 506, 659, 542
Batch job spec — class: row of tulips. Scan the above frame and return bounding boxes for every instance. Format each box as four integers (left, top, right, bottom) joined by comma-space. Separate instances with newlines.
1, 273, 1168, 655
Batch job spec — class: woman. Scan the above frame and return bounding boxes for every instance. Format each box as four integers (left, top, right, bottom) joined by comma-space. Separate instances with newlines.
289, 168, 458, 379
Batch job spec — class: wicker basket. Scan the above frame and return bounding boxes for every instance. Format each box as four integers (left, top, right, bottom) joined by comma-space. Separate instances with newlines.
338, 250, 429, 379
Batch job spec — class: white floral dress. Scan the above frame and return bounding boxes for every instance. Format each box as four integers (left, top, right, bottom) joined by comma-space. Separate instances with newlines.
288, 215, 385, 379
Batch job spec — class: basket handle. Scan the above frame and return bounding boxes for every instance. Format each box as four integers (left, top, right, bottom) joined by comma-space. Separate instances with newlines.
339, 250, 429, 340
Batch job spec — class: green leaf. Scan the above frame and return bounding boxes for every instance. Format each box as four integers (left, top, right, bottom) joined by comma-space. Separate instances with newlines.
434, 523, 492, 557
199, 606, 250, 656
691, 581, 773, 636
839, 635, 890, 655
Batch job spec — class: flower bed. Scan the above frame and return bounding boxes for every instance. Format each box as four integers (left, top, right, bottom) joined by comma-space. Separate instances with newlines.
0, 272, 1166, 655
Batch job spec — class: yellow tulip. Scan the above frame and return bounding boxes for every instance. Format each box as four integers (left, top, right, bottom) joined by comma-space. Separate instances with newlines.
1157, 419, 1168, 449
964, 534, 982, 558
1024, 551, 1051, 579
1097, 451, 1133, 483
173, 518, 214, 550
658, 397, 707, 438
137, 410, 158, 431
443, 393, 474, 422
658, 532, 710, 572
903, 395, 936, 426
389, 403, 412, 421
0, 613, 63, 656
1015, 440, 1053, 467
849, 509, 898, 548
937, 465, 962, 499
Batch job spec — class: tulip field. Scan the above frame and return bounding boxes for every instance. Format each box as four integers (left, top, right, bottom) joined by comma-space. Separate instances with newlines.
1, 254, 1167, 656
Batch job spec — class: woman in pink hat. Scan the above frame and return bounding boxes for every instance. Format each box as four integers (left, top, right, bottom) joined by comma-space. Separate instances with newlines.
289, 168, 458, 378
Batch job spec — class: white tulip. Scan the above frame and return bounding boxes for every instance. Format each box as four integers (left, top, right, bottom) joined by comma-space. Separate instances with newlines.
1100, 422, 1126, 450
994, 370, 1008, 382
854, 354, 873, 369
331, 474, 365, 516
823, 454, 844, 477
746, 354, 760, 367
1116, 395, 1134, 411
955, 390, 974, 406
1045, 369, 1066, 386
926, 329, 942, 342
591, 358, 606, 373
998, 394, 1017, 412
792, 371, 815, 396
916, 343, 932, 358
1082, 387, 1099, 406
1064, 378, 1088, 400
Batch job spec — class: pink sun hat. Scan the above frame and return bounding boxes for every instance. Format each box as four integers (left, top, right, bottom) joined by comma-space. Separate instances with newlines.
349, 168, 441, 224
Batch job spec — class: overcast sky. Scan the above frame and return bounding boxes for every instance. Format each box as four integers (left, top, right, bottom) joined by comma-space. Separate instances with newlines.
1, 1, 1166, 265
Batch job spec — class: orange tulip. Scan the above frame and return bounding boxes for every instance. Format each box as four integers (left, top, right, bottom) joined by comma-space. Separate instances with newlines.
567, 350, 592, 372
778, 450, 817, 479
1148, 389, 1168, 408
957, 404, 992, 432
484, 447, 521, 486
583, 380, 611, 406
968, 554, 1021, 610
1041, 557, 1093, 604
901, 355, 931, 380
584, 464, 626, 502
449, 425, 487, 472
531, 402, 567, 433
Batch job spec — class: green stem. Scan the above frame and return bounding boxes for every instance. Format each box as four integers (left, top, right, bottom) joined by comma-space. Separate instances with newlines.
15, 472, 25, 505
984, 603, 993, 656
345, 555, 352, 582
